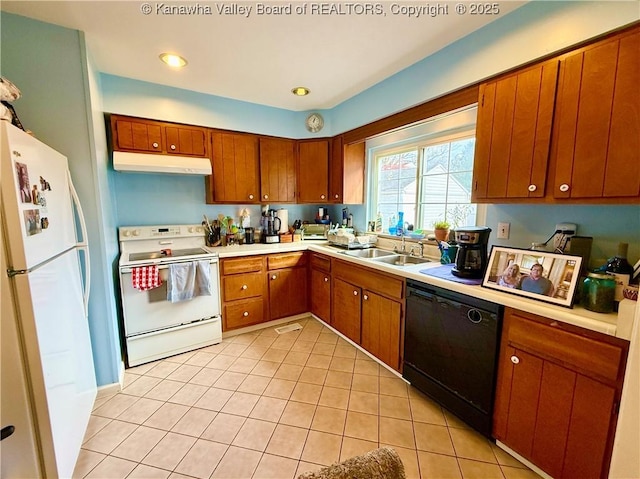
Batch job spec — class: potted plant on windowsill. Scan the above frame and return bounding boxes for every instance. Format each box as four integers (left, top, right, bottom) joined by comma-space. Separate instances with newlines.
433, 220, 450, 242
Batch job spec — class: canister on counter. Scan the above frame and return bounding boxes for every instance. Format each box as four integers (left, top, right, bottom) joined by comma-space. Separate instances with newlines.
581, 272, 616, 313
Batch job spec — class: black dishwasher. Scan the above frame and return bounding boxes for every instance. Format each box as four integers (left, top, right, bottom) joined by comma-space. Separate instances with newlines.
403, 279, 503, 438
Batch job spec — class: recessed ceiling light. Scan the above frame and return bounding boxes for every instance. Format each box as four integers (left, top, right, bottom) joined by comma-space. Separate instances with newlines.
291, 87, 310, 96
159, 53, 188, 68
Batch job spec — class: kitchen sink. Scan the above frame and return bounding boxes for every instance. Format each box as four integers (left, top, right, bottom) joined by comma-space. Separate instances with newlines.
371, 254, 432, 266
341, 248, 397, 259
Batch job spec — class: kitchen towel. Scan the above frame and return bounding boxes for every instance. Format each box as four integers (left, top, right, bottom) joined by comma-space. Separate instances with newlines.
131, 265, 162, 291
195, 260, 213, 297
167, 261, 212, 303
167, 262, 195, 303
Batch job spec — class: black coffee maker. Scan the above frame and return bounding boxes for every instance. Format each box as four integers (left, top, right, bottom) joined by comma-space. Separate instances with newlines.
451, 226, 492, 278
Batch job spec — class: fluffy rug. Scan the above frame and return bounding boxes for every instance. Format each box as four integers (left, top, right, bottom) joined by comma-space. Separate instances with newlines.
296, 447, 406, 479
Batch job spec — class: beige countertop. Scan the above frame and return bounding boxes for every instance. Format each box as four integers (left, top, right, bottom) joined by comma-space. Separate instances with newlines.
210, 240, 635, 340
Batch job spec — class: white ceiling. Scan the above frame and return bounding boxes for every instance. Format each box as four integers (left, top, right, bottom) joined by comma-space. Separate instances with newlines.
2, 1, 526, 111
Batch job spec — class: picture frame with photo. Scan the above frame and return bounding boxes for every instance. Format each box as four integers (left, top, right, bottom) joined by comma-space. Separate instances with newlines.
482, 246, 583, 308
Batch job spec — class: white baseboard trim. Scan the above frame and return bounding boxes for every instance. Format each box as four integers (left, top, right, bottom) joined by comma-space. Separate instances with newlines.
308, 314, 404, 381
96, 361, 125, 398
221, 313, 311, 339
495, 441, 553, 479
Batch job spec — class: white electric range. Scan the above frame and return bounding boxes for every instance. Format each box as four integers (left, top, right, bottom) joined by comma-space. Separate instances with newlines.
118, 225, 222, 367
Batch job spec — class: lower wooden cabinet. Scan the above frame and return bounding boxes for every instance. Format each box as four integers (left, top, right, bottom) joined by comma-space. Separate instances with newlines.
331, 278, 362, 344
331, 259, 404, 371
310, 253, 331, 323
361, 290, 402, 371
493, 308, 628, 478
267, 252, 308, 320
220, 256, 267, 331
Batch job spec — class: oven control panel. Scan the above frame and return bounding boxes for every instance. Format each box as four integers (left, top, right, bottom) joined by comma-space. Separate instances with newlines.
119, 225, 205, 241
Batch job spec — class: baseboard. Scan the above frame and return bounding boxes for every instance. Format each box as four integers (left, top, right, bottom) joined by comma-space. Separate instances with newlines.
495, 441, 553, 479
96, 361, 125, 398
308, 314, 404, 380
221, 313, 312, 339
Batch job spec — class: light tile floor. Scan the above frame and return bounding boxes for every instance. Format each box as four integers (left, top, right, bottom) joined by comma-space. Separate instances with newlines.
74, 316, 542, 479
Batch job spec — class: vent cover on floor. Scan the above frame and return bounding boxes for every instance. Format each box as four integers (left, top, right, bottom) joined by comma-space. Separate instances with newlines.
275, 323, 303, 334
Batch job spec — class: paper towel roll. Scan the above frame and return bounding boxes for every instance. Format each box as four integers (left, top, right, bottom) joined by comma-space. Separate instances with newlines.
276, 209, 288, 234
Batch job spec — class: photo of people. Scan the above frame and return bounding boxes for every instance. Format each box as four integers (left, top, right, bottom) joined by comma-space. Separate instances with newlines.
519, 263, 555, 296
23, 209, 42, 236
483, 246, 582, 307
15, 162, 32, 203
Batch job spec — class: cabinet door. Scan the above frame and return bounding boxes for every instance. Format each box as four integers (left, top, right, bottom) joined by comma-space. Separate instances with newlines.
473, 61, 558, 200
494, 309, 625, 479
209, 131, 260, 203
165, 126, 207, 156
114, 118, 162, 152
298, 140, 329, 203
331, 278, 361, 343
329, 137, 365, 204
553, 31, 640, 199
310, 268, 331, 323
268, 267, 308, 320
259, 137, 296, 203
361, 290, 402, 371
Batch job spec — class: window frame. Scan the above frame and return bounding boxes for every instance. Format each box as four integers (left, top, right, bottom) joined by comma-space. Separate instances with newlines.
366, 106, 485, 233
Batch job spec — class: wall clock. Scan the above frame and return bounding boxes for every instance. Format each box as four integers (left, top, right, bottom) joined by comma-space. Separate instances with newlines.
305, 113, 324, 133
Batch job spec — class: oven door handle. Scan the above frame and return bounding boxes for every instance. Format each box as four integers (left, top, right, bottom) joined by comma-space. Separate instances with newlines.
120, 258, 218, 273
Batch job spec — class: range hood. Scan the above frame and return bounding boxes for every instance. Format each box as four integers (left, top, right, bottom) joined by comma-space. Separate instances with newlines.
113, 152, 212, 175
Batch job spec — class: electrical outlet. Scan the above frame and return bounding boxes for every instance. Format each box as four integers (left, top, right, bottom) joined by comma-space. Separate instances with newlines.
497, 222, 510, 239
554, 223, 577, 251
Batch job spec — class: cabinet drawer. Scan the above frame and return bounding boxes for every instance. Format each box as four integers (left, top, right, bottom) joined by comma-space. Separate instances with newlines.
223, 272, 264, 301
333, 259, 403, 300
224, 297, 264, 330
505, 309, 625, 384
268, 252, 307, 270
310, 253, 331, 272
221, 256, 264, 275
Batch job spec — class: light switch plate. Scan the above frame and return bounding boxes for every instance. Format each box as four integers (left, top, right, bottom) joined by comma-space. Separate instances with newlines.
497, 222, 510, 239
554, 223, 577, 250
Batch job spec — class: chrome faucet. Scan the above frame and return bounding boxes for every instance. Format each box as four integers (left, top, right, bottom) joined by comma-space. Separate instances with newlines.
410, 240, 424, 258
394, 234, 407, 254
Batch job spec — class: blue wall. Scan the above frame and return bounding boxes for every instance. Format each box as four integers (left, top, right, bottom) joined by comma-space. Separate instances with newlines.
1, 13, 122, 386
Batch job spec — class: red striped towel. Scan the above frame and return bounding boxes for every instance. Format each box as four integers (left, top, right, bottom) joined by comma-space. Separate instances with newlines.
131, 266, 162, 291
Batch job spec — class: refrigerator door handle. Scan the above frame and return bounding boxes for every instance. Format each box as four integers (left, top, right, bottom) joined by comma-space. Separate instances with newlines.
68, 171, 91, 317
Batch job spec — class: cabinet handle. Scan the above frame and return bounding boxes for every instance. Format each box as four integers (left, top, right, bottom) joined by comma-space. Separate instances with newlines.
271, 275, 277, 280
334, 194, 339, 199
241, 285, 248, 290
264, 194, 269, 200
324, 277, 329, 282
320, 194, 326, 200
243, 311, 249, 317
170, 144, 176, 150
152, 142, 159, 149
528, 184, 537, 192
510, 355, 520, 365
363, 294, 368, 300
249, 194, 254, 200
559, 183, 570, 192
353, 290, 358, 296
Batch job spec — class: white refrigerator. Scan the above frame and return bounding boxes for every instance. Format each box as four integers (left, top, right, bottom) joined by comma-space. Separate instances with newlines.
1, 122, 96, 478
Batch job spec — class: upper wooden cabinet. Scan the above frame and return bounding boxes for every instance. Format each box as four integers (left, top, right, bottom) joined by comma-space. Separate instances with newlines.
472, 61, 558, 201
551, 29, 640, 200
473, 26, 640, 204
207, 131, 260, 204
330, 136, 365, 204
259, 137, 296, 203
297, 140, 329, 203
109, 115, 208, 157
